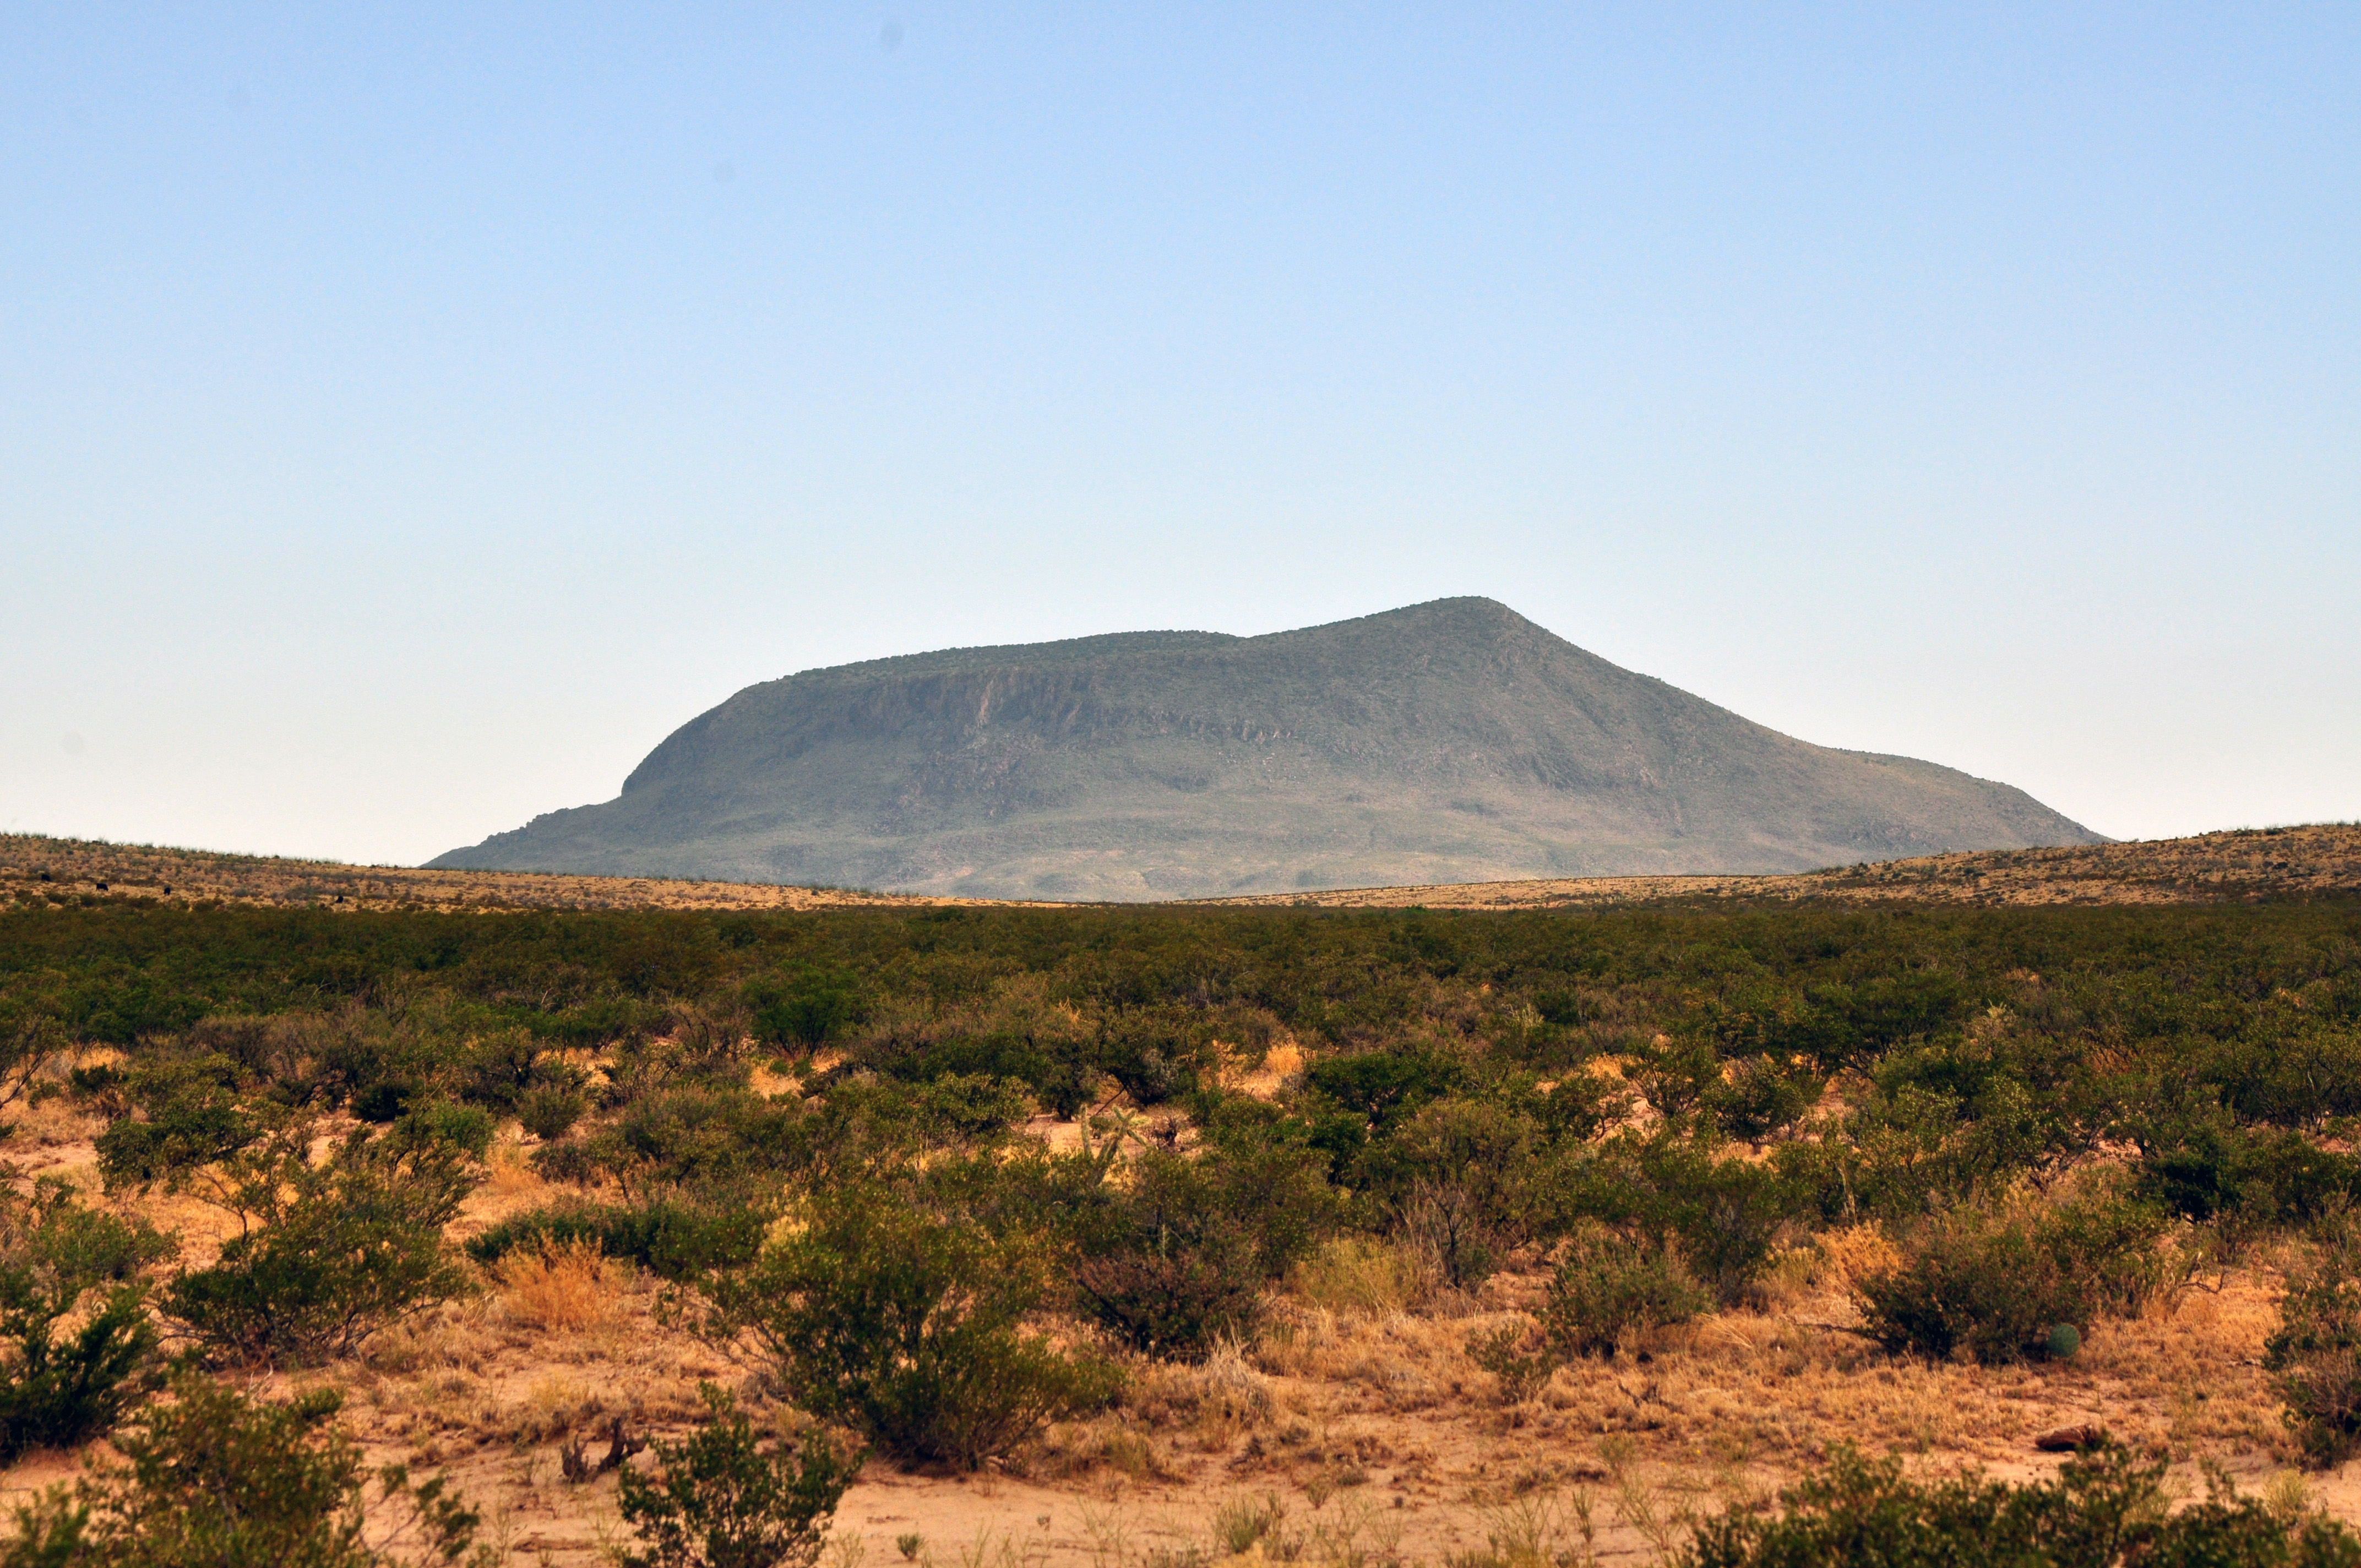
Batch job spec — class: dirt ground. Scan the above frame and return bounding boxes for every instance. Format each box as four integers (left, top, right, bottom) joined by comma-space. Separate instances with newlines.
1, 1080, 2351, 1567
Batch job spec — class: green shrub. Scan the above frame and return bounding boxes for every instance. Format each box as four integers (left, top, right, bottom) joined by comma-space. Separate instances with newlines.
0, 1372, 493, 1567
1466, 1321, 1557, 1403
1852, 1189, 2173, 1367
456, 1028, 573, 1114
1682, 1438, 2360, 1568
610, 1087, 799, 1190
1075, 1237, 1262, 1362
1854, 1208, 2088, 1364
93, 1056, 275, 1191
852, 1029, 1094, 1120
1629, 1037, 1722, 1123
1539, 1228, 1710, 1358
2267, 1219, 2361, 1466
1706, 1055, 1826, 1144
518, 1085, 587, 1142
618, 1383, 861, 1568
531, 1138, 604, 1185
704, 1193, 1116, 1469
746, 967, 863, 1053
829, 1075, 1033, 1148
350, 1079, 415, 1124
1304, 1049, 1465, 1150
2139, 1123, 2361, 1238
1537, 1070, 1630, 1143
775, 1077, 1028, 1186
0, 1186, 171, 1461
1169, 1117, 1341, 1278
1117, 1140, 1335, 1282
1065, 1132, 1333, 1360
1400, 1179, 1502, 1293
391, 1098, 496, 1159
464, 1199, 766, 1281
2042, 1183, 2178, 1317
165, 1125, 475, 1364
1555, 1135, 1796, 1304
1376, 1098, 1543, 1291
453, 1029, 534, 1110
63, 1064, 127, 1115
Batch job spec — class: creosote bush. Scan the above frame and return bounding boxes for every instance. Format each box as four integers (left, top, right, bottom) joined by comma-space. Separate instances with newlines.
165, 1123, 476, 1364
1855, 1210, 2082, 1364
0, 1183, 170, 1461
1071, 1139, 1327, 1362
2268, 1216, 2361, 1467
1076, 1239, 1261, 1363
518, 1084, 587, 1141
0, 1373, 492, 1567
93, 1055, 276, 1191
466, 1197, 766, 1282
618, 1383, 861, 1568
1854, 1192, 2170, 1364
1682, 1439, 2361, 1568
704, 1193, 1117, 1469
1540, 1227, 1710, 1358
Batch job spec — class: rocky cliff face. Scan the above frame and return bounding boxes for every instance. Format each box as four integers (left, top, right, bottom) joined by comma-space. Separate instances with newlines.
430, 598, 2103, 899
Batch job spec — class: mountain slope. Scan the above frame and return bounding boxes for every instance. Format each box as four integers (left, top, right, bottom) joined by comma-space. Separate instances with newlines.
429, 598, 2104, 899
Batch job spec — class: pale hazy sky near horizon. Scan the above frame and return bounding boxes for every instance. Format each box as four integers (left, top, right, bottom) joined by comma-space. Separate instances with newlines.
5, 4, 2357, 870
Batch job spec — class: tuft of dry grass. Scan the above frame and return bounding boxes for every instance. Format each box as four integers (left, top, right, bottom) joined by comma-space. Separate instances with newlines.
1291, 1239, 1428, 1316
483, 1142, 547, 1198
1811, 1224, 1904, 1293
496, 1239, 626, 1332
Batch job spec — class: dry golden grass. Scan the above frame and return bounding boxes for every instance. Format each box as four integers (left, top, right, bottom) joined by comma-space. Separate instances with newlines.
495, 1239, 627, 1333
483, 1142, 545, 1197
1221, 1041, 1305, 1101
1290, 1239, 1429, 1317
1809, 1224, 1907, 1292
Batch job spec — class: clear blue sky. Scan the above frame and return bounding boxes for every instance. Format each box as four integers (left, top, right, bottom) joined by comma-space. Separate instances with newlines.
6, 4, 2355, 867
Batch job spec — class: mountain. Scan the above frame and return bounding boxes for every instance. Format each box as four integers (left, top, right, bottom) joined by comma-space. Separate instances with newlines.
428, 598, 2105, 900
